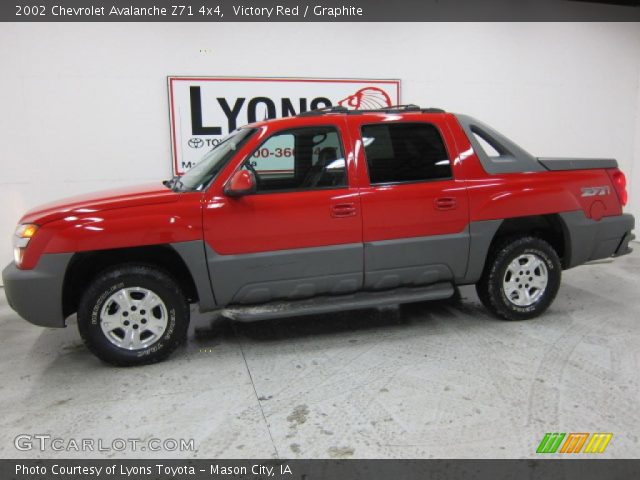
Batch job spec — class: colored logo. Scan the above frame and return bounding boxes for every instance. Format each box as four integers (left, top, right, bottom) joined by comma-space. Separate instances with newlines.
536, 432, 612, 454
338, 87, 392, 109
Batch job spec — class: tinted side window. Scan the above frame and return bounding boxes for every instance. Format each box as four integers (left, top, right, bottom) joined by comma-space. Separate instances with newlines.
243, 127, 346, 193
361, 123, 451, 184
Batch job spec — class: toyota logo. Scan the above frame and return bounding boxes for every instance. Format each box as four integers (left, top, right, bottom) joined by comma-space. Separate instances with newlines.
188, 138, 204, 149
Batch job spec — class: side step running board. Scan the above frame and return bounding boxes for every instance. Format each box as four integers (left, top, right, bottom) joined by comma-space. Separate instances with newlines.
221, 282, 455, 322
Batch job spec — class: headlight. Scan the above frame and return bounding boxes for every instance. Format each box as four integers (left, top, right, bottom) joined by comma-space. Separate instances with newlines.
13, 224, 38, 266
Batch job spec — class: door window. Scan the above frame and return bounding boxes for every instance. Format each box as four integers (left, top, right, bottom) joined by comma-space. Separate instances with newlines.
243, 127, 347, 192
361, 123, 451, 184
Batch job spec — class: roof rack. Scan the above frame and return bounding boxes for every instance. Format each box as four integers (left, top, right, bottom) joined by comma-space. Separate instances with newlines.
297, 105, 445, 117
375, 104, 421, 112
297, 106, 348, 116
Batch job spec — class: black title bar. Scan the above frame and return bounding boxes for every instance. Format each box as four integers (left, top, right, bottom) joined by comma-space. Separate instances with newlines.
3, 0, 640, 22
4, 459, 640, 480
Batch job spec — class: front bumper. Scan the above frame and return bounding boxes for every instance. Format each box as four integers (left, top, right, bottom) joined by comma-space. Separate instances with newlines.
2, 253, 73, 328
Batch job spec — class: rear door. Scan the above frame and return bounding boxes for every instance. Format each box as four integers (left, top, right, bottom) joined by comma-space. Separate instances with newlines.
347, 115, 470, 289
203, 119, 364, 305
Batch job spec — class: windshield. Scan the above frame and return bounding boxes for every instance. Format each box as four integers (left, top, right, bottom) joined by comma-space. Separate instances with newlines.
172, 128, 256, 191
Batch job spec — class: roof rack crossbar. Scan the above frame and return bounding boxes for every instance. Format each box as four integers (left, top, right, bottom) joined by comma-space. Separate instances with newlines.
375, 104, 421, 112
296, 105, 446, 117
297, 106, 348, 116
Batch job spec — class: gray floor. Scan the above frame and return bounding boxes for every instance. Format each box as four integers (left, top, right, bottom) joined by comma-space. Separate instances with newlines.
1, 245, 638, 459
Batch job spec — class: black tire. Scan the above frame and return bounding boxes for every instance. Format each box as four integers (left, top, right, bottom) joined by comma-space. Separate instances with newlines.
77, 264, 189, 366
475, 236, 561, 321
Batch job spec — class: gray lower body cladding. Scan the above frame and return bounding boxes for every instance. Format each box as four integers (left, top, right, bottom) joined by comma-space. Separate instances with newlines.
363, 231, 470, 289
207, 230, 473, 307
171, 240, 217, 311
206, 243, 364, 306
461, 220, 503, 284
2, 253, 73, 328
560, 211, 635, 268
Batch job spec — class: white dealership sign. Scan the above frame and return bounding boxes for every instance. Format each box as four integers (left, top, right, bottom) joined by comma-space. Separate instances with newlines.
168, 77, 401, 175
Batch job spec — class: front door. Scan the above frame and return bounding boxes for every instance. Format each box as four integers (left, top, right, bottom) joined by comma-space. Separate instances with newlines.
203, 122, 363, 305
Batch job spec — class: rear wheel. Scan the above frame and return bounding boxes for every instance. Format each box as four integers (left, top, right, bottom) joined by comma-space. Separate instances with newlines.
77, 265, 189, 366
476, 236, 561, 320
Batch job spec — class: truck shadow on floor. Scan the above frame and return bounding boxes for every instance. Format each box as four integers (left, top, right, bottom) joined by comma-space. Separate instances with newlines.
21, 287, 502, 366
191, 287, 497, 345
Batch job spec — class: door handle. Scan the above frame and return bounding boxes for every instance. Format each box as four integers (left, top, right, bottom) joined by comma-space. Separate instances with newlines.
331, 203, 356, 218
434, 197, 457, 210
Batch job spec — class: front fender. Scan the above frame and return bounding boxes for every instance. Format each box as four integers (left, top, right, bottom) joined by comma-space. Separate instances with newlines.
21, 195, 202, 269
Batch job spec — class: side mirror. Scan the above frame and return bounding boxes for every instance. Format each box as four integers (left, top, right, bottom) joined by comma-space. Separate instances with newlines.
224, 170, 256, 197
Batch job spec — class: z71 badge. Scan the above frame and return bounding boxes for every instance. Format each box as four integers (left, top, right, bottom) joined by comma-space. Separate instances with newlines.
581, 186, 611, 197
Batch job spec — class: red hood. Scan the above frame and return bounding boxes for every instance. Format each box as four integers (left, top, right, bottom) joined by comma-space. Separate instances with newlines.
20, 183, 180, 225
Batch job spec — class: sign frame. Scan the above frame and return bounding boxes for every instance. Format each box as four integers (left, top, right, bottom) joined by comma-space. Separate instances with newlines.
167, 76, 402, 175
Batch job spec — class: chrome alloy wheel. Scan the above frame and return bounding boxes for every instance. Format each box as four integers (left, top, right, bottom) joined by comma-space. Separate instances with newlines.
99, 287, 168, 350
502, 253, 549, 307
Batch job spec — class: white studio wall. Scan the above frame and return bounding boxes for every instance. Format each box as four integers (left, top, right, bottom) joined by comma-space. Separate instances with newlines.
0, 22, 639, 272
633, 75, 640, 221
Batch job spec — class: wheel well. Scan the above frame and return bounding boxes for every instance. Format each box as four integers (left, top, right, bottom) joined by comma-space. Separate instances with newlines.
62, 245, 198, 318
489, 214, 567, 266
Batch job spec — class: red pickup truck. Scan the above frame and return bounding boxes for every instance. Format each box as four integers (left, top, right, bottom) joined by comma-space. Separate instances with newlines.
3, 105, 635, 365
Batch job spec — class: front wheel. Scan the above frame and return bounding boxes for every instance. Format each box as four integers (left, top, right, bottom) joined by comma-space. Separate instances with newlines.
476, 236, 561, 321
77, 265, 190, 366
